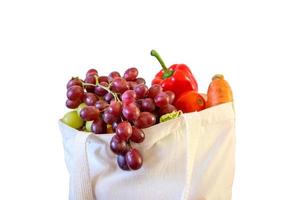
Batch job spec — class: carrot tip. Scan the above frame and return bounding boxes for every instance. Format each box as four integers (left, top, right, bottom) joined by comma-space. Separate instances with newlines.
212, 74, 224, 80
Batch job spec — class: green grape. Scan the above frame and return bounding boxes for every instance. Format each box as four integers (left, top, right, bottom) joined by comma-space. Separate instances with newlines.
62, 110, 84, 129
85, 121, 93, 132
77, 103, 87, 115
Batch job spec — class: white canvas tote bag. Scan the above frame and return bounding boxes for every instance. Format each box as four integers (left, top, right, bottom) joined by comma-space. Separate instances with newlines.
59, 102, 235, 200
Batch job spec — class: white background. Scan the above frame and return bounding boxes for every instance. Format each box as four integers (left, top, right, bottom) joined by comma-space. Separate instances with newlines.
0, 0, 300, 199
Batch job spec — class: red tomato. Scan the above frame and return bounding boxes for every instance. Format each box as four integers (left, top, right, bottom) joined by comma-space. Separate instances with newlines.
174, 91, 206, 113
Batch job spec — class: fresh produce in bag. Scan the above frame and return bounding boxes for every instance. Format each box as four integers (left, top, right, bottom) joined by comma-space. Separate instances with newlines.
207, 74, 233, 107
150, 50, 198, 100
62, 59, 187, 170
60, 50, 235, 200
61, 50, 233, 172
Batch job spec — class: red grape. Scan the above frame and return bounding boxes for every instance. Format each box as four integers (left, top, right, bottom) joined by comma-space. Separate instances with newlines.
110, 135, 128, 155
159, 104, 177, 116
165, 91, 175, 104
84, 75, 96, 92
147, 84, 162, 98
108, 71, 121, 82
112, 121, 119, 131
94, 82, 108, 96
126, 148, 143, 170
141, 98, 155, 112
154, 92, 170, 108
134, 112, 156, 128
135, 99, 143, 110
84, 93, 98, 106
134, 84, 148, 99
136, 77, 146, 85
130, 127, 145, 143
86, 69, 98, 77
112, 78, 129, 93
104, 93, 114, 102
117, 155, 130, 171
103, 110, 119, 124
95, 99, 109, 111
80, 106, 100, 121
91, 118, 107, 134
67, 78, 82, 89
122, 103, 140, 122
121, 90, 136, 105
107, 101, 122, 116
123, 67, 138, 81
67, 86, 84, 101
66, 99, 81, 109
128, 81, 138, 90
116, 121, 132, 141
98, 76, 108, 83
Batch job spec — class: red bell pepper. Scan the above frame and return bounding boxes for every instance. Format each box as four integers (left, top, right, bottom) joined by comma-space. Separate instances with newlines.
151, 50, 198, 100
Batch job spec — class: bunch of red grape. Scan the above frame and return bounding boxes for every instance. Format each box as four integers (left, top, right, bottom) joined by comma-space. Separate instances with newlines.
65, 68, 177, 170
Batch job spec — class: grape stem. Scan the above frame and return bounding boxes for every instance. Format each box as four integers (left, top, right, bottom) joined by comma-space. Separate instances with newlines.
81, 81, 121, 102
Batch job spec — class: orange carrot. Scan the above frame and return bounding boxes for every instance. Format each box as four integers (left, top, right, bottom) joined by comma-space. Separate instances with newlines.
206, 74, 233, 107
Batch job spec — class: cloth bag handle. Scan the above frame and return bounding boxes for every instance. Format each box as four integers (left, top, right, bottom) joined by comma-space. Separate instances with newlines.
180, 103, 236, 200
180, 114, 201, 200
70, 133, 94, 200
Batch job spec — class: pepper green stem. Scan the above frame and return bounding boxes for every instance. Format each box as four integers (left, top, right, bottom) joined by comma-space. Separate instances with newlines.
151, 50, 174, 79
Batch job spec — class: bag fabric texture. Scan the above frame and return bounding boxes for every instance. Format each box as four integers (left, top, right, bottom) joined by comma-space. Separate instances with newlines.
59, 102, 235, 200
